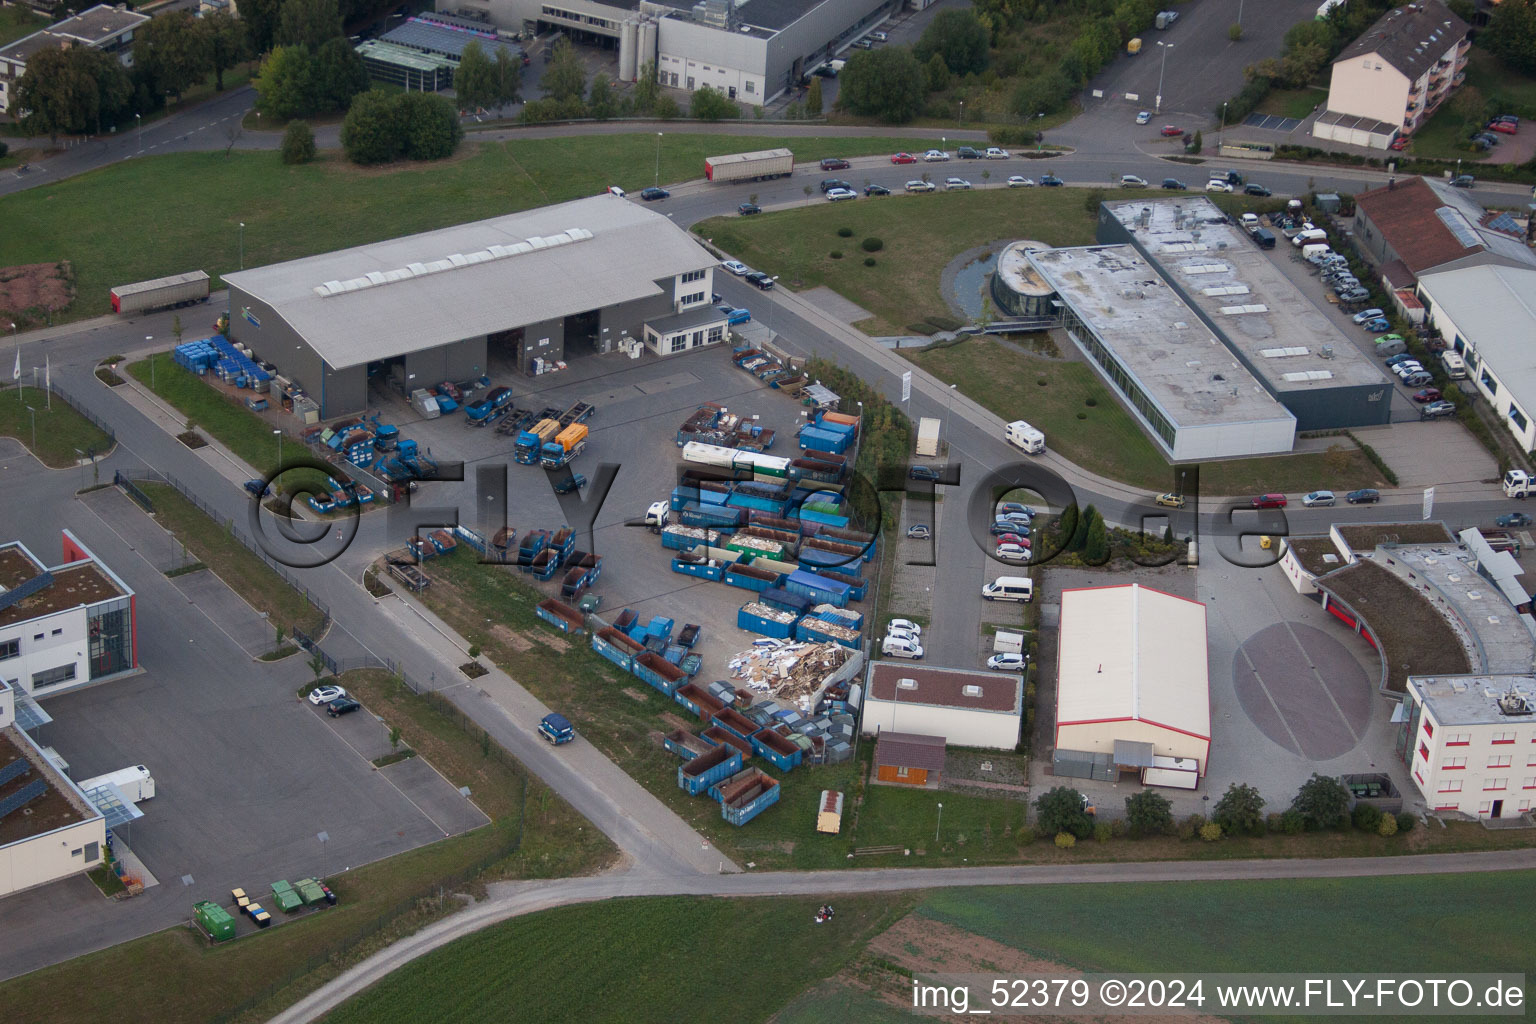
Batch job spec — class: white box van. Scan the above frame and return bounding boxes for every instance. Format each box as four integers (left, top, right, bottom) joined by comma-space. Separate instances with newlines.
881, 636, 924, 659
1301, 243, 1332, 260
982, 576, 1033, 602
1440, 351, 1467, 379
1004, 420, 1045, 454
1292, 228, 1328, 247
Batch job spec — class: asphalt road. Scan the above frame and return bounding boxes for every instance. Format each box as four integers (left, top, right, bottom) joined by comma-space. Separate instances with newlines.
270, 845, 1536, 1024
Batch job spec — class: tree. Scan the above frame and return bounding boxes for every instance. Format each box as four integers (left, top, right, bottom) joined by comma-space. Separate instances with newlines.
1291, 773, 1351, 830
340, 89, 400, 164
389, 725, 402, 751
1034, 786, 1093, 839
308, 652, 328, 681
1282, 42, 1328, 87
838, 46, 925, 124
1124, 790, 1173, 835
139, 11, 212, 102
1083, 507, 1110, 563
314, 36, 369, 110
281, 119, 316, 163
15, 47, 130, 144
242, 0, 284, 54
915, 9, 989, 76
587, 73, 615, 119
1212, 782, 1266, 836
690, 83, 737, 121
924, 52, 951, 92
277, 0, 343, 51
1190, 129, 1203, 154
542, 36, 586, 103
1228, 22, 1243, 41
491, 47, 522, 109
454, 39, 497, 113
202, 11, 248, 92
253, 46, 316, 120
633, 58, 660, 114
396, 91, 462, 160
805, 76, 822, 116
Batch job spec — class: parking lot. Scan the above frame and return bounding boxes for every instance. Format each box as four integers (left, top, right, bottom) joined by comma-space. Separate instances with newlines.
0, 481, 488, 980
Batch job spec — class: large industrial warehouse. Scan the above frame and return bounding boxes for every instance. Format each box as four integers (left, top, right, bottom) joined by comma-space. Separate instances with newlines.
223, 195, 726, 419
1054, 584, 1211, 787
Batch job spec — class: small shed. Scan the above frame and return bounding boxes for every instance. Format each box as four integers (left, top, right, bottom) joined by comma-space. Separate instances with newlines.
873, 731, 946, 787
816, 790, 845, 834
1315, 193, 1341, 214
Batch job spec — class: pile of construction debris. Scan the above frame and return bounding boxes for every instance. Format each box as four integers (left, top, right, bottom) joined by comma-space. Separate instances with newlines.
728, 641, 853, 701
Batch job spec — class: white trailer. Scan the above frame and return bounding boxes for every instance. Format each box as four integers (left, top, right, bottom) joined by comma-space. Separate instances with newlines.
915, 418, 941, 457
704, 148, 794, 184
79, 765, 156, 803
110, 271, 211, 314
1141, 755, 1200, 789
993, 630, 1025, 654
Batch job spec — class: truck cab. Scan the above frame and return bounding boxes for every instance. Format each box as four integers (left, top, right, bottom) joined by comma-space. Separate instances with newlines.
538, 713, 575, 745
1504, 470, 1533, 499
644, 501, 670, 529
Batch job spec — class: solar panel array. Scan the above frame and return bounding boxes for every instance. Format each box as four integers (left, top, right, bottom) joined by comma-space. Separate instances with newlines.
0, 779, 47, 821
0, 758, 29, 786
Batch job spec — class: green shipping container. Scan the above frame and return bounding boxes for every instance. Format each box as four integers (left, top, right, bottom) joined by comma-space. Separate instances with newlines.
270, 880, 303, 912
194, 900, 236, 942
294, 878, 327, 906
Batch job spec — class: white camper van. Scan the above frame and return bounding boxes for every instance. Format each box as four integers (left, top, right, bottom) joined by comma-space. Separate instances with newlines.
1004, 420, 1045, 454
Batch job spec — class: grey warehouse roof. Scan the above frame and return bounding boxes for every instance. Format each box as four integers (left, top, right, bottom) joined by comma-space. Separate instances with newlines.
223, 196, 717, 370
1106, 198, 1387, 393
1416, 265, 1536, 406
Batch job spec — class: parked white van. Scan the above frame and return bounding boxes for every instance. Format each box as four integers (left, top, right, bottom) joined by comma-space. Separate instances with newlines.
1301, 243, 1332, 260
981, 576, 1033, 602
1291, 228, 1328, 247
1440, 351, 1468, 379
881, 635, 925, 659
1004, 420, 1045, 454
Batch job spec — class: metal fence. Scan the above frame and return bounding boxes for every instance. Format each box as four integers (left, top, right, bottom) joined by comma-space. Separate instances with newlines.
113, 468, 332, 629
206, 775, 526, 1024
50, 381, 118, 452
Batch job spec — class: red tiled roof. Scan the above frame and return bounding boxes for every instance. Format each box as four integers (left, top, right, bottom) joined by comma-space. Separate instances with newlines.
874, 731, 947, 772
1355, 177, 1482, 274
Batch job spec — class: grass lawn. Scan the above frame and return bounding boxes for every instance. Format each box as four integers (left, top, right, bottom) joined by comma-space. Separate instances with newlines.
127, 354, 298, 480
0, 668, 614, 1024
319, 893, 914, 1024
137, 480, 328, 638
918, 871, 1536, 976
905, 338, 1387, 495
698, 189, 1100, 336
0, 386, 113, 467
1405, 49, 1536, 162
0, 134, 945, 325
0, 4, 46, 46
1256, 86, 1326, 121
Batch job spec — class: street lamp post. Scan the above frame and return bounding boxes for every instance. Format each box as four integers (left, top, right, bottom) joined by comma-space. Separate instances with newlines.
135, 112, 141, 150
655, 132, 663, 186
25, 406, 36, 452
1156, 42, 1173, 114
239, 222, 246, 271
1219, 100, 1228, 148
767, 276, 780, 336
274, 428, 283, 470
958, 100, 964, 127
147, 335, 155, 389
935, 802, 943, 844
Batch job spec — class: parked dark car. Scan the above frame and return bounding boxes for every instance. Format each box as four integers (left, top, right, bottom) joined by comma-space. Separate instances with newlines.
640, 187, 670, 201
1039, 174, 1063, 186
1250, 493, 1288, 509
1346, 489, 1380, 505
1496, 512, 1533, 528
1450, 175, 1475, 188
1161, 178, 1186, 190
864, 183, 891, 196
745, 271, 775, 290
909, 465, 941, 481
1411, 387, 1442, 403
957, 146, 982, 159
818, 157, 850, 170
737, 202, 761, 215
326, 696, 362, 718
819, 178, 852, 193
1243, 183, 1272, 196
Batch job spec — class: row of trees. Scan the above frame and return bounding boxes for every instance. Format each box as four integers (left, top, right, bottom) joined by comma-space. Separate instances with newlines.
341, 91, 461, 165
515, 41, 737, 123
453, 40, 522, 114
252, 40, 369, 120
16, 9, 245, 144
1037, 774, 1395, 843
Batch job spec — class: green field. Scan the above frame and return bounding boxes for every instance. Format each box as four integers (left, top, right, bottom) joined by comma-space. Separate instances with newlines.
1256, 87, 1326, 121
699, 188, 1100, 336
906, 337, 1388, 495
0, 668, 614, 1024
137, 480, 327, 638
0, 386, 112, 468
919, 872, 1536, 976
0, 135, 944, 326
0, 4, 46, 46
320, 893, 913, 1024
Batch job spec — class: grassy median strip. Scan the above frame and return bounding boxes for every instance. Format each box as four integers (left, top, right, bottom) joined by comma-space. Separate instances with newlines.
137, 481, 326, 639
128, 355, 282, 474
320, 893, 913, 1024
907, 337, 1388, 495
0, 137, 939, 324
0, 668, 615, 1024
0, 386, 112, 468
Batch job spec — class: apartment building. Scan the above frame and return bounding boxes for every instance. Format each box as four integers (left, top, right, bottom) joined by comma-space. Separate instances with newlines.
1400, 675, 1536, 819
1312, 0, 1469, 150
0, 4, 150, 116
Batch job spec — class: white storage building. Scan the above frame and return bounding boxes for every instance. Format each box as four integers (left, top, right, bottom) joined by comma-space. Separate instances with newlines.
861, 663, 1023, 751
1055, 584, 1211, 776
